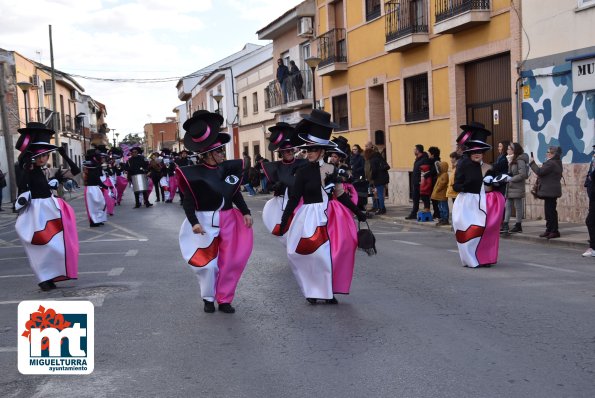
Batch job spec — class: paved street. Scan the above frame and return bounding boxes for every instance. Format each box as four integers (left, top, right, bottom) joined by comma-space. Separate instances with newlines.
1, 190, 595, 398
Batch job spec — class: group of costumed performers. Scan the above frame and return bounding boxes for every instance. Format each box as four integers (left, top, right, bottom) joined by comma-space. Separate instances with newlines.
126, 146, 153, 208
277, 110, 367, 305
452, 122, 508, 268
261, 122, 308, 241
154, 148, 179, 203
176, 110, 253, 314
14, 122, 80, 291
109, 147, 128, 205
83, 146, 109, 227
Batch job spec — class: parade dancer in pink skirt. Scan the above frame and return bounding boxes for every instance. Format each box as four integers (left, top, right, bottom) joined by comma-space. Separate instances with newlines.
14, 122, 80, 291
177, 110, 253, 314
279, 110, 366, 305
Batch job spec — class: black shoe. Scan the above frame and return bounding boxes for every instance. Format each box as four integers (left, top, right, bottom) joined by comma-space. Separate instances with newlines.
38, 280, 57, 291
306, 298, 317, 305
218, 303, 235, 313
377, 208, 386, 215
203, 300, 215, 313
539, 231, 550, 238
134, 204, 141, 208
509, 223, 523, 233
405, 213, 417, 220
325, 297, 338, 304
156, 199, 161, 202
145, 203, 153, 207
165, 199, 172, 203
90, 222, 102, 227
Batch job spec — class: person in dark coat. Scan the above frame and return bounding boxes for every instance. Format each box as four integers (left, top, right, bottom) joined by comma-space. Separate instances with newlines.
406, 145, 431, 219
427, 146, 442, 219
276, 58, 290, 103
126, 147, 153, 208
350, 144, 367, 210
289, 60, 304, 100
493, 140, 511, 195
529, 146, 563, 239
583, 145, 595, 257
369, 151, 390, 214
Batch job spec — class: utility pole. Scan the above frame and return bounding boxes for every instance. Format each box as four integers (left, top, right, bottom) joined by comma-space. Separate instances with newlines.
49, 25, 59, 148
0, 61, 18, 202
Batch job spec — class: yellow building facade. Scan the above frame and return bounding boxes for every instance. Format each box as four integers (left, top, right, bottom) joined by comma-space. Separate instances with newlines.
315, 0, 521, 205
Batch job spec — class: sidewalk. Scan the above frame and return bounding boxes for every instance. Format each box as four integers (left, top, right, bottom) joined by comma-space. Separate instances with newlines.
375, 204, 590, 250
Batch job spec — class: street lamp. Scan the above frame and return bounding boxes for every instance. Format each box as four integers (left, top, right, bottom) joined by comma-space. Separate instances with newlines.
212, 92, 223, 115
110, 128, 117, 147
115, 132, 119, 147
305, 57, 322, 110
17, 81, 34, 124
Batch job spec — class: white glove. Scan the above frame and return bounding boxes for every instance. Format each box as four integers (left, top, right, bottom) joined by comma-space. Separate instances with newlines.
48, 179, 59, 189
323, 183, 335, 194
493, 174, 512, 183
483, 175, 494, 184
15, 191, 31, 211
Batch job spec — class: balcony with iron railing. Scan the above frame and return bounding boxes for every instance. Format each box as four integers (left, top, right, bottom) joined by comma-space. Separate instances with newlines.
65, 115, 73, 133
264, 69, 314, 114
434, 0, 491, 35
316, 28, 348, 76
385, 0, 429, 52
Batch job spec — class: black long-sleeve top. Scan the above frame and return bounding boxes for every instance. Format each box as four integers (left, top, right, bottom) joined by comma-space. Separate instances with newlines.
85, 162, 108, 189
165, 162, 177, 177
111, 164, 125, 176
126, 155, 148, 176
280, 161, 329, 226
180, 160, 250, 226
18, 167, 52, 199
453, 156, 483, 194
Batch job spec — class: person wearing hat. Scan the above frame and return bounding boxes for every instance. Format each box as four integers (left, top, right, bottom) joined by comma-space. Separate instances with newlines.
94, 146, 117, 217
277, 110, 367, 305
452, 126, 505, 268
125, 146, 153, 208
83, 148, 109, 226
328, 136, 359, 207
261, 122, 308, 242
109, 147, 128, 205
174, 149, 193, 205
14, 122, 80, 291
177, 110, 253, 314
161, 149, 177, 203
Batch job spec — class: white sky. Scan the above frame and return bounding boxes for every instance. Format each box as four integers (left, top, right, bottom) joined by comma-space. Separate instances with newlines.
0, 0, 303, 141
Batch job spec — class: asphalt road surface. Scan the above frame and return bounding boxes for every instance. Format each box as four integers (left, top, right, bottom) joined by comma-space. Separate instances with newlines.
1, 189, 594, 397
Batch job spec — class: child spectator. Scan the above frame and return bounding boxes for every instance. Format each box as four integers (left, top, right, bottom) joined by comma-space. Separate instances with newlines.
431, 159, 450, 225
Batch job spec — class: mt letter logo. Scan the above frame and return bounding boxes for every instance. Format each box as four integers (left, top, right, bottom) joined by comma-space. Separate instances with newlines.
18, 301, 94, 375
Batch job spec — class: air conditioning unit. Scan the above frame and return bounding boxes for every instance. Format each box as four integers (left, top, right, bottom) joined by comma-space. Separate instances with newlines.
297, 17, 313, 37
70, 89, 77, 100
31, 75, 41, 87
44, 79, 53, 94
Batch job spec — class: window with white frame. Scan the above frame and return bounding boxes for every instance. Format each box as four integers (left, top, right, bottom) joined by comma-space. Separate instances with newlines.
578, 0, 595, 8
242, 96, 248, 118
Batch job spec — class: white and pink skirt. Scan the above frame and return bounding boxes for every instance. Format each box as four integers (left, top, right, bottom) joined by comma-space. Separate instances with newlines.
15, 197, 78, 283
179, 207, 253, 304
84, 186, 107, 224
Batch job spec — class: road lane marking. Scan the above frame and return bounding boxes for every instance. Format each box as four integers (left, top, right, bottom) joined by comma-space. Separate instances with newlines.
125, 249, 138, 257
0, 347, 17, 352
0, 269, 125, 278
0, 295, 105, 307
448, 250, 459, 253
107, 267, 124, 276
392, 240, 421, 246
0, 252, 130, 262
524, 262, 578, 273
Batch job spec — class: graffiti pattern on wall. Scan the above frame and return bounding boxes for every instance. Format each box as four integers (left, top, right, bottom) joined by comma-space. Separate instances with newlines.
522, 64, 594, 164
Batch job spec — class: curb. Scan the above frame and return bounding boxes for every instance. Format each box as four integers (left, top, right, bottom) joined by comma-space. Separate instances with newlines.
374, 213, 586, 250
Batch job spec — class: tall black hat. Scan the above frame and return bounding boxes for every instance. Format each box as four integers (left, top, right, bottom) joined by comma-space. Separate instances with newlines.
15, 122, 58, 156
183, 110, 224, 152
196, 133, 231, 155
328, 136, 349, 158
130, 146, 143, 154
296, 109, 340, 149
268, 122, 299, 151
462, 140, 492, 154
457, 121, 491, 146
109, 147, 123, 159
93, 144, 109, 156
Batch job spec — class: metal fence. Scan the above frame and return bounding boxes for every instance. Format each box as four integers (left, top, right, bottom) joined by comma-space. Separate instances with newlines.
435, 0, 490, 23
385, 0, 428, 42
265, 69, 313, 109
317, 28, 347, 68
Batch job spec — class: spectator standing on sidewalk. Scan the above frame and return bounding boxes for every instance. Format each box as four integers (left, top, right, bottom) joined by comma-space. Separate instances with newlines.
350, 144, 367, 210
529, 146, 563, 239
431, 159, 449, 225
242, 151, 256, 196
364, 143, 377, 211
427, 146, 442, 220
502, 142, 529, 234
0, 162, 6, 211
369, 149, 390, 215
494, 140, 511, 196
583, 145, 595, 257
406, 145, 431, 219
446, 151, 461, 205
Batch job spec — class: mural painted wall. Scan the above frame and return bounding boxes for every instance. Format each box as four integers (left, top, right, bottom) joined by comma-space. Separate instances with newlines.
522, 64, 595, 164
